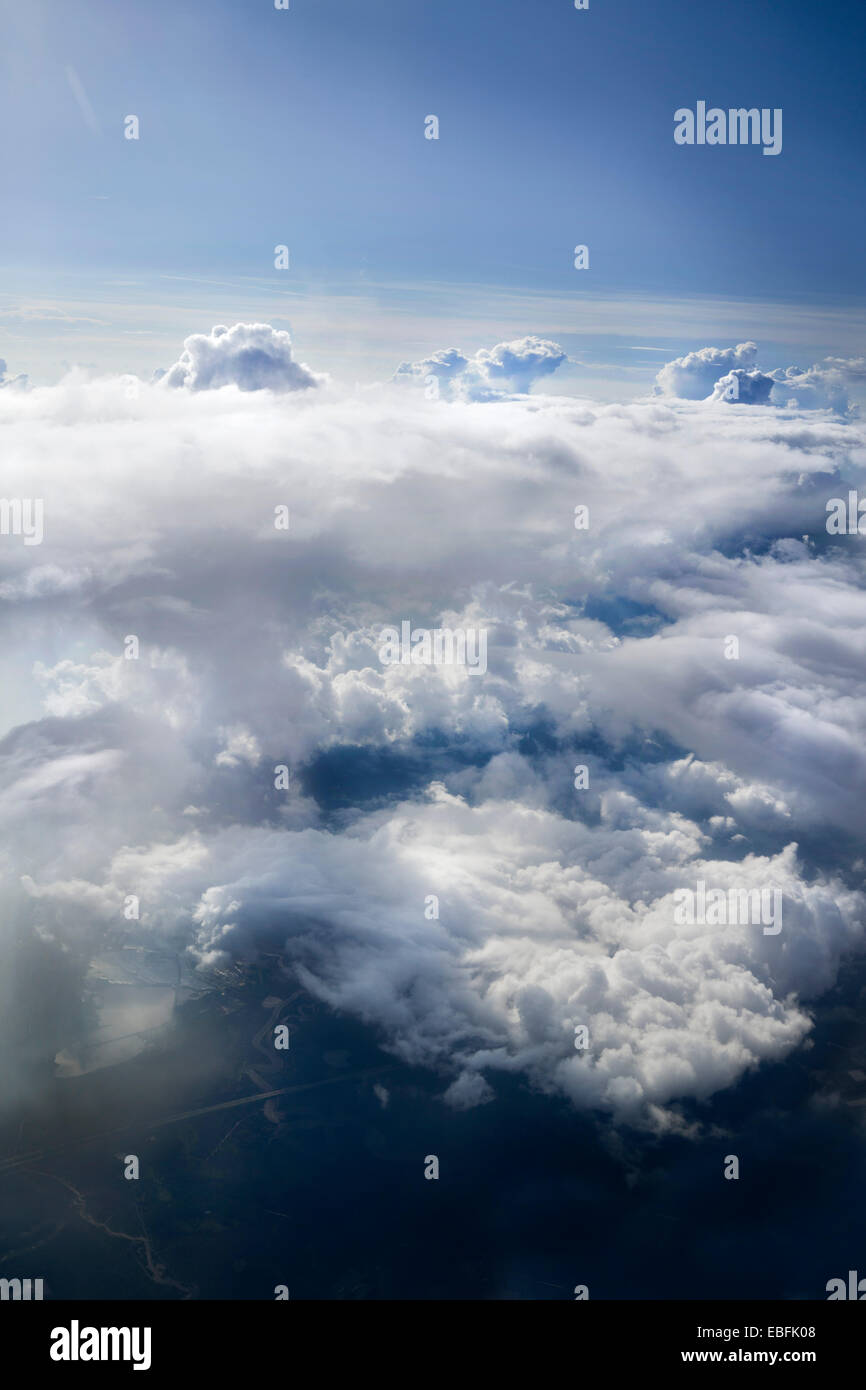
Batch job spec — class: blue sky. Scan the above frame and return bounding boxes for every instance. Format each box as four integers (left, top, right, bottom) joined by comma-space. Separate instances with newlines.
1, 0, 864, 386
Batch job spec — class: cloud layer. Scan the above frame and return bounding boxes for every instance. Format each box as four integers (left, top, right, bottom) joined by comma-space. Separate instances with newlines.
2, 326, 866, 1127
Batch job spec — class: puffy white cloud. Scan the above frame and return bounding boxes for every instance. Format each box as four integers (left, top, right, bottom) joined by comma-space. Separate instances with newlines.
393, 347, 469, 388
394, 335, 567, 399
654, 342, 759, 400
471, 336, 568, 391
657, 341, 861, 415
161, 322, 325, 393
2, 327, 866, 1126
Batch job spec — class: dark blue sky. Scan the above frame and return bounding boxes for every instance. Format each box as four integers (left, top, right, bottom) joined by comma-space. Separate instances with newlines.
3, 0, 864, 290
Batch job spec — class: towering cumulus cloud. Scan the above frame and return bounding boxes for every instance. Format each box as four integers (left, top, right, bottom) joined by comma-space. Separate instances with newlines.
654, 342, 761, 399
394, 335, 567, 399
161, 322, 325, 392
656, 341, 862, 415
2, 324, 866, 1128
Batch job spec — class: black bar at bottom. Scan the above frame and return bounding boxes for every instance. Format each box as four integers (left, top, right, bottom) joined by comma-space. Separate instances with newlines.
0, 1299, 859, 1375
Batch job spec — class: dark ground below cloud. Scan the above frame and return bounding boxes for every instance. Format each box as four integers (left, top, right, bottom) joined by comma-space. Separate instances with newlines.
1, 951, 865, 1300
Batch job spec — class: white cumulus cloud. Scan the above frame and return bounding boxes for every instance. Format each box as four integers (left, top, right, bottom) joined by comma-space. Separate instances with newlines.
394, 335, 567, 399
161, 322, 325, 393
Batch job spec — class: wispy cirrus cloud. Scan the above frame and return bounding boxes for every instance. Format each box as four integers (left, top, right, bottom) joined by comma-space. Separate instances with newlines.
64, 66, 101, 137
